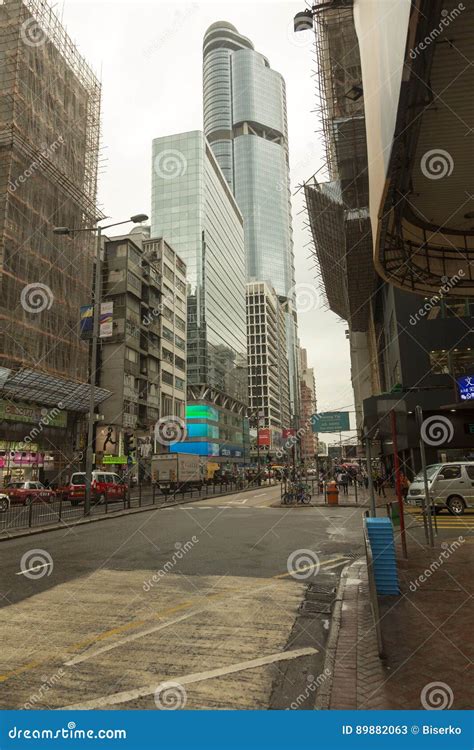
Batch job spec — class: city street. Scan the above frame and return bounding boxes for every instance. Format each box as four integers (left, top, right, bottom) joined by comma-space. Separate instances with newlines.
0, 484, 365, 710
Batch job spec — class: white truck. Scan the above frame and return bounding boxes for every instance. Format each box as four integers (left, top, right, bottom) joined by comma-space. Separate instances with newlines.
151, 453, 203, 492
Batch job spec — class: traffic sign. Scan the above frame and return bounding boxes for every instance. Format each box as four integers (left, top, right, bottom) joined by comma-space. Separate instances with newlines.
312, 412, 350, 433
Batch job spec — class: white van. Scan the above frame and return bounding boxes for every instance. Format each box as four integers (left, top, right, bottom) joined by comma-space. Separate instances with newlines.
406, 462, 474, 516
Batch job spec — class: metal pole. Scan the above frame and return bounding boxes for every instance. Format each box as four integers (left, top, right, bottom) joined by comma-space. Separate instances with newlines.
365, 432, 376, 517
415, 406, 434, 547
84, 224, 101, 517
390, 409, 408, 559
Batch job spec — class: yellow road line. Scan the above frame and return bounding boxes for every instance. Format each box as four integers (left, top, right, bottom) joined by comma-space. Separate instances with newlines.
0, 555, 347, 684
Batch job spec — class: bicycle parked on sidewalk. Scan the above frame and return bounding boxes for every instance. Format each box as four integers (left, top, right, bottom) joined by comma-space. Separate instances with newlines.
282, 481, 311, 505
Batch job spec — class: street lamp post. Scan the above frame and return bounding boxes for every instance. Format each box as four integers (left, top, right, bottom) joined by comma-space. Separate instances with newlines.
53, 214, 148, 516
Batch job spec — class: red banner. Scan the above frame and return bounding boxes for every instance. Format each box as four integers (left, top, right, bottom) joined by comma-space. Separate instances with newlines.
257, 428, 271, 446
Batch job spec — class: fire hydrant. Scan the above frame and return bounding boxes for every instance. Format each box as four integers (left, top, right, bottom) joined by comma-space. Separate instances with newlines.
326, 480, 339, 506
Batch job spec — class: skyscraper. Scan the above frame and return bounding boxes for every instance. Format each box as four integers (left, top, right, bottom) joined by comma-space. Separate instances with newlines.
203, 21, 300, 421
151, 131, 248, 463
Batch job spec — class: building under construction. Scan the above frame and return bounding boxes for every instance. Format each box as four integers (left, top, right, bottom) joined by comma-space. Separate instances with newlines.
0, 0, 104, 484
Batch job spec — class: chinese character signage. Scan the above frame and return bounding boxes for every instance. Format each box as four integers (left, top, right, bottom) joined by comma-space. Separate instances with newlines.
457, 375, 474, 402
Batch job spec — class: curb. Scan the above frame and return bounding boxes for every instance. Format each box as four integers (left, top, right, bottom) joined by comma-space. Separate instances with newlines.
314, 561, 352, 710
0, 484, 278, 543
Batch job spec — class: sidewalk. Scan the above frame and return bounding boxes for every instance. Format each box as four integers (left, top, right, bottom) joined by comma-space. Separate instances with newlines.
317, 526, 473, 710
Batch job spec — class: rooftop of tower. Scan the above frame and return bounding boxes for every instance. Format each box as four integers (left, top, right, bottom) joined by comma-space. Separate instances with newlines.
203, 21, 256, 55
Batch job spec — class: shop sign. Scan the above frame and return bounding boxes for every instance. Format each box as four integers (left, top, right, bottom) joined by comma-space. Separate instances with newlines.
0, 400, 66, 428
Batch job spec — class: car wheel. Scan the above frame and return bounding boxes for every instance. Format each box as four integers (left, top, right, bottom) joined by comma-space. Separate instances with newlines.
0, 498, 9, 512
447, 496, 465, 516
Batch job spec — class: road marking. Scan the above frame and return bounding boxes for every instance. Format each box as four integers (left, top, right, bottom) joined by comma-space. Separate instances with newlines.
216, 506, 230, 509
60, 646, 318, 710
64, 609, 201, 667
16, 562, 52, 576
229, 498, 247, 505
253, 493, 267, 497
274, 555, 349, 579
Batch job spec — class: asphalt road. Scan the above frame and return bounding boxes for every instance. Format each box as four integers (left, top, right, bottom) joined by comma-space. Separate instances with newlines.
0, 484, 366, 710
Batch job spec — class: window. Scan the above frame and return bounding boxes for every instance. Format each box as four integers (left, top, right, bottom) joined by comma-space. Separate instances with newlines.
162, 347, 174, 364
175, 355, 186, 371
175, 315, 186, 332
175, 334, 185, 350
466, 466, 474, 480
162, 371, 174, 386
125, 347, 138, 363
438, 465, 461, 480
430, 349, 474, 376
162, 326, 174, 342
175, 377, 185, 390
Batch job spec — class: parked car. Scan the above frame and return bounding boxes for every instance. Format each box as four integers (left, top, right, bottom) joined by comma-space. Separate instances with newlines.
68, 471, 127, 506
5, 481, 56, 506
0, 493, 10, 512
406, 462, 474, 516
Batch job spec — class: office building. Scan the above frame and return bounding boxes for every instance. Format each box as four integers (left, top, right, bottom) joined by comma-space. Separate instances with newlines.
203, 22, 300, 418
151, 130, 248, 463
247, 281, 290, 456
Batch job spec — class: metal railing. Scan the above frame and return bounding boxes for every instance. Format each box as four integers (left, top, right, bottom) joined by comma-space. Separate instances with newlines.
0, 478, 267, 536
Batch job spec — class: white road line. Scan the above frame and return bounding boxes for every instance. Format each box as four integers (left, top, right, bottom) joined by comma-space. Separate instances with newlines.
60, 646, 318, 710
64, 610, 200, 667
16, 563, 52, 576
216, 506, 230, 509
253, 493, 267, 497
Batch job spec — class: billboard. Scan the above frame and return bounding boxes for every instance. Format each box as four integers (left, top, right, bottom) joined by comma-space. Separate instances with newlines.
257, 428, 271, 447
312, 412, 350, 433
80, 302, 114, 339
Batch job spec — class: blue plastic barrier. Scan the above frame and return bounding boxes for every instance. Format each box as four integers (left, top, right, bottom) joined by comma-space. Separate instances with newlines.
365, 517, 400, 595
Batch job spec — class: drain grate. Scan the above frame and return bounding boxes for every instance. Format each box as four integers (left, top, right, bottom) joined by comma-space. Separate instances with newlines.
299, 600, 332, 615
307, 582, 336, 595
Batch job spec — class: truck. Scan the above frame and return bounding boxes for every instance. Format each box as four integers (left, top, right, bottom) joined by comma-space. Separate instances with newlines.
151, 453, 203, 493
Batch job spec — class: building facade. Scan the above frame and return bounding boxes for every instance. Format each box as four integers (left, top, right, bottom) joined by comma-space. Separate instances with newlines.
299, 348, 317, 464
203, 22, 300, 419
0, 0, 101, 485
97, 234, 186, 478
151, 130, 248, 463
247, 281, 290, 457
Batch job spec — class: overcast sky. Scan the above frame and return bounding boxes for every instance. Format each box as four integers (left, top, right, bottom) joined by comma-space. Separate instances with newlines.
59, 0, 356, 446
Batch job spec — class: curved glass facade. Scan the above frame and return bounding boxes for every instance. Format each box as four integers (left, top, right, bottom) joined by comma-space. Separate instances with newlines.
203, 22, 299, 416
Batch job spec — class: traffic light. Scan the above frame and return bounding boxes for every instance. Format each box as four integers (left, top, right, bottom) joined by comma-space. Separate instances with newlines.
124, 431, 135, 457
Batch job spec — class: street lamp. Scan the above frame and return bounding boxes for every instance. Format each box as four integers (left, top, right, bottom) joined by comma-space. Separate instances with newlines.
53, 213, 148, 515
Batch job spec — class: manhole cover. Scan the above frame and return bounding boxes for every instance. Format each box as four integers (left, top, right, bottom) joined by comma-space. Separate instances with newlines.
299, 600, 332, 615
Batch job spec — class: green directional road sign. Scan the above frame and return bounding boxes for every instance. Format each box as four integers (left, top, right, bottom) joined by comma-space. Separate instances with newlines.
311, 411, 350, 433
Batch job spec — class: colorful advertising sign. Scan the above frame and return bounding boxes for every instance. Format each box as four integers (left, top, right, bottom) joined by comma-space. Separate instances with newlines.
100, 301, 114, 338
257, 428, 271, 446
457, 375, 474, 402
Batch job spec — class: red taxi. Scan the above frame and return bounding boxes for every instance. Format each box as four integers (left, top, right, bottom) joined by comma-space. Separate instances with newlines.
68, 471, 127, 505
5, 481, 56, 506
